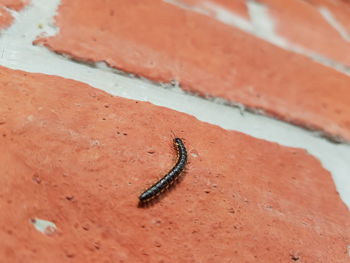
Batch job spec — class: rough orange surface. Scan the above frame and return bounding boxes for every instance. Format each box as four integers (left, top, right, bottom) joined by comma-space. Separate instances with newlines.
0, 66, 349, 262
0, 0, 29, 29
306, 0, 350, 39
259, 0, 350, 66
0, 0, 29, 11
0, 6, 13, 29
175, 0, 249, 18
36, 0, 350, 142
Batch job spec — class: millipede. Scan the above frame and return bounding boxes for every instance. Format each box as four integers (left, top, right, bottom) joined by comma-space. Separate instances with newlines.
139, 138, 187, 203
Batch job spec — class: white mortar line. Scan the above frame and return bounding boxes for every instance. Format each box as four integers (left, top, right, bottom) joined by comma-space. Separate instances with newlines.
0, 0, 350, 209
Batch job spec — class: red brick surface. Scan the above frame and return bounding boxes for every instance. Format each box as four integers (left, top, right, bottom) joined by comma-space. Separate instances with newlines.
175, 0, 249, 18
0, 6, 13, 29
0, 0, 29, 29
0, 0, 28, 11
259, 0, 350, 66
307, 0, 350, 39
0, 66, 349, 262
36, 0, 350, 142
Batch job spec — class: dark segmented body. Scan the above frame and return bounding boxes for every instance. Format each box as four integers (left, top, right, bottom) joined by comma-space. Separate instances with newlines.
139, 138, 187, 202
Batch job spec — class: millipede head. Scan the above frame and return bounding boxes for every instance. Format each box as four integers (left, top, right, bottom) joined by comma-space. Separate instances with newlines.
174, 137, 183, 145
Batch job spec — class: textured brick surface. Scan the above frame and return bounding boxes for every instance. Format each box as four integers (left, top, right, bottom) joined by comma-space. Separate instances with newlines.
36, 0, 350, 142
0, 0, 28, 10
305, 0, 350, 35
0, 0, 29, 29
0, 6, 13, 29
0, 66, 349, 262
259, 0, 350, 66
175, 0, 249, 18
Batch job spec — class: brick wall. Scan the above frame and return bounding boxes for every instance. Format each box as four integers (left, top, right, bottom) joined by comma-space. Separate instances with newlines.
0, 0, 349, 262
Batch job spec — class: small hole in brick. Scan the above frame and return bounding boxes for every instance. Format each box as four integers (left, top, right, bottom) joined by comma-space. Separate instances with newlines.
66, 195, 74, 201
154, 241, 162, 248
93, 241, 101, 250
290, 254, 300, 261
32, 174, 41, 184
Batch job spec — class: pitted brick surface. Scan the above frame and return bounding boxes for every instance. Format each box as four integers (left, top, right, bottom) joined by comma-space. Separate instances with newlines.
0, 66, 349, 262
36, 0, 350, 142
258, 0, 350, 66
